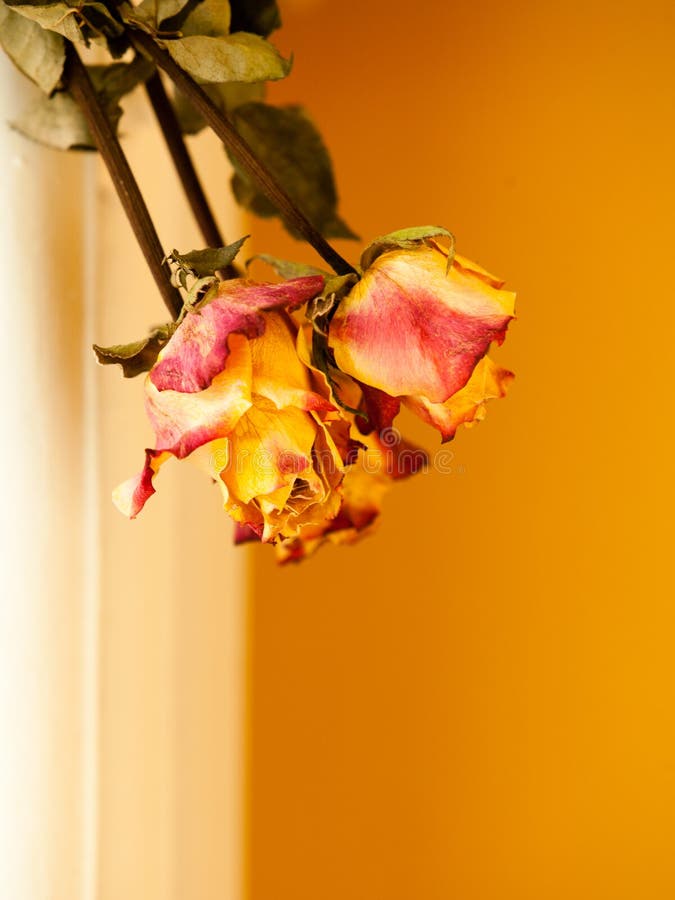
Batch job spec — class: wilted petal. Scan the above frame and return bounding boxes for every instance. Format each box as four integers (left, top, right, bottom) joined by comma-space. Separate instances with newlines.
210, 409, 347, 544
250, 312, 334, 413
405, 356, 514, 442
221, 400, 317, 506
357, 383, 401, 434
112, 449, 171, 518
145, 333, 252, 458
188, 436, 231, 480
151, 275, 324, 393
274, 441, 391, 563
329, 244, 515, 404
234, 522, 263, 544
295, 322, 363, 417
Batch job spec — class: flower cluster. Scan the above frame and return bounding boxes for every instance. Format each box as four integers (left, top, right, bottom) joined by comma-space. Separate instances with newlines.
113, 231, 515, 562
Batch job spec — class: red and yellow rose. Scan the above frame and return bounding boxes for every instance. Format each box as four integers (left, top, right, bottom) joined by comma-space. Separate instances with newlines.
329, 240, 515, 441
114, 275, 351, 543
112, 230, 516, 562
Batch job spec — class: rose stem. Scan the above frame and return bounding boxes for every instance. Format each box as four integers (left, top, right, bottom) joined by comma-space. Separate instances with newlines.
144, 71, 239, 278
64, 44, 183, 320
130, 29, 357, 278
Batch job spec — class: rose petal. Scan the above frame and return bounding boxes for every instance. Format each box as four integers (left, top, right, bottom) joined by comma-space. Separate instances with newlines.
405, 355, 515, 443
250, 312, 334, 413
329, 244, 515, 404
221, 400, 318, 505
234, 522, 263, 544
145, 333, 253, 458
356, 383, 401, 435
151, 275, 324, 393
274, 443, 391, 563
112, 449, 171, 518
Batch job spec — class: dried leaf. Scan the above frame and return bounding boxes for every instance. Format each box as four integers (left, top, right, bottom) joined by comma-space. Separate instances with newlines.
124, 0, 197, 32
7, 0, 124, 48
165, 31, 290, 84
306, 272, 361, 416
306, 273, 358, 333
0, 0, 65, 93
94, 324, 176, 378
11, 90, 99, 150
10, 58, 153, 151
229, 102, 357, 240
134, 0, 190, 25
168, 235, 248, 276
89, 55, 154, 101
247, 253, 328, 280
173, 80, 264, 134
7, 1, 83, 42
181, 0, 230, 37
359, 226, 455, 270
229, 0, 280, 36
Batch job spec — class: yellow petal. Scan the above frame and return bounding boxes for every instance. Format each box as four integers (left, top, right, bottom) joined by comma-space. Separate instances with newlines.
405, 355, 514, 442
250, 311, 334, 413
221, 400, 318, 505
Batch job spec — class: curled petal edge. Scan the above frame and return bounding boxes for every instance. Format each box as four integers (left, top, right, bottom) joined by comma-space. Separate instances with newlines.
405, 356, 515, 443
112, 449, 172, 519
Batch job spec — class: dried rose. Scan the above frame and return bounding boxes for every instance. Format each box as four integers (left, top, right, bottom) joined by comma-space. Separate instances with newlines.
113, 275, 353, 543
328, 241, 515, 441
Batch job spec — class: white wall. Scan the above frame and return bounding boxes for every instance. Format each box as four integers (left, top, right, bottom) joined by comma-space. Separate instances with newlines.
0, 57, 91, 900
0, 60, 246, 900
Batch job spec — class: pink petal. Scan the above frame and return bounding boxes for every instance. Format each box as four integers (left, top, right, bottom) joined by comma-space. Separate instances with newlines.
234, 523, 263, 544
145, 332, 253, 458
151, 276, 324, 393
112, 449, 171, 518
329, 245, 514, 404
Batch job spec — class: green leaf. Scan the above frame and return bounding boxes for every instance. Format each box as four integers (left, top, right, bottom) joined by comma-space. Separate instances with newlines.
10, 58, 153, 151
229, 0, 280, 36
165, 32, 290, 84
7, 0, 124, 48
173, 80, 265, 134
359, 225, 455, 270
247, 253, 328, 280
229, 102, 357, 241
0, 0, 65, 93
168, 235, 248, 276
93, 324, 176, 378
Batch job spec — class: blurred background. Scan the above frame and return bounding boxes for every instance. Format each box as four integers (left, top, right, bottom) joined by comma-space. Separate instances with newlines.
246, 1, 675, 898
1, 1, 674, 899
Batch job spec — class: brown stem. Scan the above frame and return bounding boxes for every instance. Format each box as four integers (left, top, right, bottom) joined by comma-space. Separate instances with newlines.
145, 71, 223, 247
130, 29, 357, 278
144, 71, 239, 279
64, 44, 183, 320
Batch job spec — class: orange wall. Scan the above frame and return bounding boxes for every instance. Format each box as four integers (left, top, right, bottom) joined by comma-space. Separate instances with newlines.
246, 2, 675, 898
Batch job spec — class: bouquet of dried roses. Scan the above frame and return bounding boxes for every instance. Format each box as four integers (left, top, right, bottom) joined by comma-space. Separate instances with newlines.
0, 0, 515, 561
